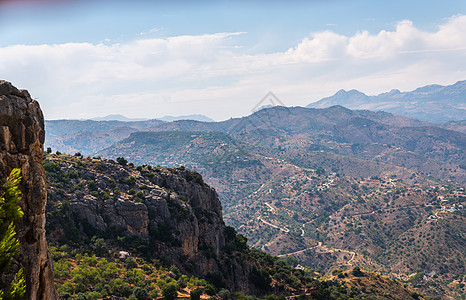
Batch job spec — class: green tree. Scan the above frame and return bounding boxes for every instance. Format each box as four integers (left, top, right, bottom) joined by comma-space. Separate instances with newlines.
116, 157, 128, 166
190, 288, 202, 300
0, 169, 26, 300
162, 283, 178, 300
351, 266, 363, 277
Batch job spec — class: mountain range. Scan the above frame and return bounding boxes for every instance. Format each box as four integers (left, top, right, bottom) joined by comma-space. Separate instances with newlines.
307, 80, 466, 122
44, 106, 466, 298
88, 114, 215, 122
2, 80, 430, 300
42, 81, 466, 298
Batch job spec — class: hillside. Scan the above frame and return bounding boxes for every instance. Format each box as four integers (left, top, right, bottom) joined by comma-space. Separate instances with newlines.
42, 153, 425, 299
44, 119, 164, 156
307, 80, 466, 122
45, 105, 466, 299
440, 120, 466, 134
96, 106, 466, 185
93, 109, 466, 298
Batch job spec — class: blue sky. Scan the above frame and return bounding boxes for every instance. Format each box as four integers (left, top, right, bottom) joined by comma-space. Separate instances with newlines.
1, 0, 466, 120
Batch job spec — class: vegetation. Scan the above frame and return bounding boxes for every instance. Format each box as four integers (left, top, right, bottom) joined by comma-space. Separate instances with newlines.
0, 169, 26, 300
43, 154, 428, 299
50, 243, 216, 300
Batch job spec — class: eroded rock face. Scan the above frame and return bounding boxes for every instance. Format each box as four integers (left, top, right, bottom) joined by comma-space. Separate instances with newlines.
44, 154, 258, 293
0, 80, 58, 299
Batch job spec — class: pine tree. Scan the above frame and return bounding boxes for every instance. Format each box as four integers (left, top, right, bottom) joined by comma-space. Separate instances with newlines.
0, 169, 26, 300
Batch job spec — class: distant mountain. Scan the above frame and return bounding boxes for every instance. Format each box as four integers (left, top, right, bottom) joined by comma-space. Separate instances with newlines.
45, 105, 466, 298
87, 113, 214, 122
44, 119, 164, 155
307, 80, 466, 122
440, 120, 466, 134
95, 106, 466, 298
90, 114, 149, 121
158, 114, 215, 122
98, 106, 466, 186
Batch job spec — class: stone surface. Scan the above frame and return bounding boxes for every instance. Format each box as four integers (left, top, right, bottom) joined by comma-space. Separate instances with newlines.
45, 154, 260, 293
0, 80, 58, 299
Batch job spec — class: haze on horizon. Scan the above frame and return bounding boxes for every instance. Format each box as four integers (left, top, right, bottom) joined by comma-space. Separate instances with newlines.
0, 0, 465, 121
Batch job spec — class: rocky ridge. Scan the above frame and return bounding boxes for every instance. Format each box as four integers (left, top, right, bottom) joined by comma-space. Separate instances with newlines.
44, 154, 427, 299
0, 80, 58, 299
307, 80, 466, 122
44, 154, 256, 293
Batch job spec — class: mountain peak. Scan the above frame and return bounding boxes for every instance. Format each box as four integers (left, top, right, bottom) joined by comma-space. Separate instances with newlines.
158, 114, 214, 122
90, 114, 149, 122
335, 89, 366, 97
307, 80, 466, 122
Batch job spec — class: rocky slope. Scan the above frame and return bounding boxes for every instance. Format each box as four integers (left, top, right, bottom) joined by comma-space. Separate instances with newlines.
0, 81, 58, 299
44, 154, 262, 293
44, 154, 427, 299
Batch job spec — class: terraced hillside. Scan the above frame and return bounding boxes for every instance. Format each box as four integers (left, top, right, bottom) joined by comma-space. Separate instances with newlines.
47, 106, 466, 299
42, 154, 426, 300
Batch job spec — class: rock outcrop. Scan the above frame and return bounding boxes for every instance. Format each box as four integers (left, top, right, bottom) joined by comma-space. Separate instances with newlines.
44, 154, 255, 293
0, 81, 58, 299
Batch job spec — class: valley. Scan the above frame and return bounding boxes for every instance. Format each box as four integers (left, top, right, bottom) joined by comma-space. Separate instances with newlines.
45, 103, 466, 299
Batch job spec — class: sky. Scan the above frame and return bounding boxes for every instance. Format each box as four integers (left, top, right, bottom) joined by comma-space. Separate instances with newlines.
1, 0, 466, 120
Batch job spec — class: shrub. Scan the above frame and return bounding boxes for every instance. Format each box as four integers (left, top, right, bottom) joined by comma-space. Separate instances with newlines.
218, 288, 231, 300
43, 160, 60, 173
124, 257, 138, 269
352, 266, 363, 277
0, 169, 26, 300
125, 176, 137, 186
117, 157, 128, 166
204, 283, 217, 296
162, 283, 178, 300
190, 288, 202, 300
133, 287, 149, 300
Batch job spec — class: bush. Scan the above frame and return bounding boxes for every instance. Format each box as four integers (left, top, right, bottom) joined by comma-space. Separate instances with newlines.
124, 258, 137, 270
86, 291, 102, 300
43, 160, 60, 173
190, 288, 202, 300
352, 266, 363, 277
125, 176, 137, 186
0, 169, 26, 300
162, 283, 178, 300
117, 157, 128, 166
218, 288, 231, 300
133, 287, 149, 300
204, 283, 217, 296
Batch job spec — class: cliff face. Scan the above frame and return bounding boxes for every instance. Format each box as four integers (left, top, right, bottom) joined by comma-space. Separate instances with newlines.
0, 81, 58, 299
44, 154, 256, 293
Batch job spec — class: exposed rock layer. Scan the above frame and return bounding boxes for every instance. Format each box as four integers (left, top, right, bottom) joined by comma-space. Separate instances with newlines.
45, 155, 255, 293
0, 81, 58, 299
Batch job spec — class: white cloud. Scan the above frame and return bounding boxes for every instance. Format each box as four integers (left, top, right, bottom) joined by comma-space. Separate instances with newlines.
1, 16, 466, 120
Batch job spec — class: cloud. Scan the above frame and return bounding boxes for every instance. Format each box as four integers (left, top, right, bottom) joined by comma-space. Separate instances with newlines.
140, 28, 160, 36
1, 16, 466, 120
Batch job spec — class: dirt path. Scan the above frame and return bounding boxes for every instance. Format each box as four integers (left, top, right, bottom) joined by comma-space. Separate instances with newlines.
346, 252, 356, 264
277, 242, 322, 258
257, 216, 290, 233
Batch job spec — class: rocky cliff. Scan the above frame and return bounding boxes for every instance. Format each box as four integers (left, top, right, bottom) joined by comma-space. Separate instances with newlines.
44, 154, 431, 299
44, 154, 255, 293
0, 81, 58, 299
